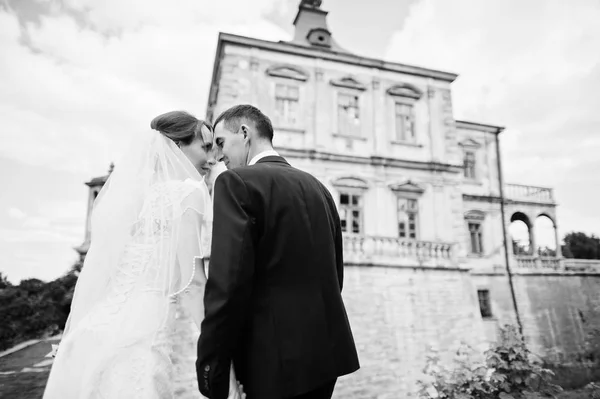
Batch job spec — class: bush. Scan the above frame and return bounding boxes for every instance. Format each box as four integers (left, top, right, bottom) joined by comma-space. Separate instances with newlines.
418, 325, 563, 399
0, 262, 81, 351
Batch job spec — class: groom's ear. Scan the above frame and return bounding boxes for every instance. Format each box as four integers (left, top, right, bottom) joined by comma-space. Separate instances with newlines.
240, 124, 249, 140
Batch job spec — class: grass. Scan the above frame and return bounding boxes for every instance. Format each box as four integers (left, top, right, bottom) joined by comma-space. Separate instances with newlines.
0, 339, 55, 399
0, 338, 598, 399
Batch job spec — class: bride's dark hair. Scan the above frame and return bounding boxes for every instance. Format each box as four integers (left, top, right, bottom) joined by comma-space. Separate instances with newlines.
150, 111, 212, 146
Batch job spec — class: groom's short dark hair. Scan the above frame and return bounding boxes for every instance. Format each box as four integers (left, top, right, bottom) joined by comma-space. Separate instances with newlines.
213, 104, 274, 142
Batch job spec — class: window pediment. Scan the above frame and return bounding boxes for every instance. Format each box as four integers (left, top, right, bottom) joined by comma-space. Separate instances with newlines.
266, 65, 309, 82
332, 176, 368, 190
330, 76, 367, 91
465, 210, 485, 221
459, 138, 482, 149
389, 180, 425, 195
387, 84, 422, 100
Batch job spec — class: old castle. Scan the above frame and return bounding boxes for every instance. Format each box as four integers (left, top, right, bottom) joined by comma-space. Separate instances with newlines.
77, 1, 600, 396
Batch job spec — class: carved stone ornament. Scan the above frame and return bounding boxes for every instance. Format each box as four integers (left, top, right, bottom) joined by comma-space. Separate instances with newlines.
464, 210, 486, 221
330, 76, 367, 91
387, 84, 422, 100
265, 65, 309, 82
458, 138, 482, 148
332, 176, 369, 190
389, 180, 425, 194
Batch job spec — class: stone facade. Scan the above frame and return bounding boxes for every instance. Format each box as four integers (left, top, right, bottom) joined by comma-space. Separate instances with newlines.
77, 1, 600, 396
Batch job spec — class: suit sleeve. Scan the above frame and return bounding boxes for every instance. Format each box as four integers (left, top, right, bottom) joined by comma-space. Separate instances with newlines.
334, 206, 344, 292
196, 170, 255, 399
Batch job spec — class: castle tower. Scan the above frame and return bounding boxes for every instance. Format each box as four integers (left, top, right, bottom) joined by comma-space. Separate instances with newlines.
74, 163, 114, 261
290, 0, 349, 53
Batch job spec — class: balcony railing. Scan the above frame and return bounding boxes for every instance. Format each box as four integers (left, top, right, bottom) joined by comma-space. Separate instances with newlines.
514, 255, 561, 270
343, 235, 456, 268
505, 183, 555, 204
514, 255, 600, 273
563, 259, 600, 273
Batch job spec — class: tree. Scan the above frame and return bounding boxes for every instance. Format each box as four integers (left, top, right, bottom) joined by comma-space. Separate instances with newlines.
562, 232, 600, 260
0, 272, 11, 289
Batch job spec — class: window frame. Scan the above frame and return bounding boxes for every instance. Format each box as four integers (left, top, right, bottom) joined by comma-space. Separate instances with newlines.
335, 90, 363, 138
338, 191, 364, 235
274, 82, 300, 128
394, 100, 416, 143
397, 197, 419, 240
463, 150, 477, 180
477, 289, 493, 319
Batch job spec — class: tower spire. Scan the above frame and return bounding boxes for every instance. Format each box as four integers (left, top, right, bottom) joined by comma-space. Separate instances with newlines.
291, 0, 348, 53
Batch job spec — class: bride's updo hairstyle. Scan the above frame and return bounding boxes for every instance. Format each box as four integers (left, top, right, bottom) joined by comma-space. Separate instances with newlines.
150, 111, 212, 146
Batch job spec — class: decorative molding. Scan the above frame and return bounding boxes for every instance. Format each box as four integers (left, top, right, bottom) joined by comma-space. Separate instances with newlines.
330, 76, 367, 91
456, 120, 504, 134
462, 194, 503, 204
266, 64, 309, 81
249, 57, 259, 71
464, 210, 486, 221
459, 138, 482, 149
315, 68, 324, 81
427, 87, 436, 98
387, 83, 423, 100
389, 180, 425, 195
215, 33, 459, 83
372, 79, 380, 90
276, 147, 464, 173
331, 176, 369, 190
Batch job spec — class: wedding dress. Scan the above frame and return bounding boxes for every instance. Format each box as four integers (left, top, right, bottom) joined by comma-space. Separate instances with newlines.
43, 131, 239, 399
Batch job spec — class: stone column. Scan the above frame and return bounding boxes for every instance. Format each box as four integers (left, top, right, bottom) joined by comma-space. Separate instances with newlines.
554, 224, 562, 258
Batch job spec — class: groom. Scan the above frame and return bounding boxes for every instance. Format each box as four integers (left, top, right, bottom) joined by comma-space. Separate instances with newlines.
196, 105, 359, 399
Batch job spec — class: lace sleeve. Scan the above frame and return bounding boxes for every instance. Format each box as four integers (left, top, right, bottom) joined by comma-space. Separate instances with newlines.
171, 183, 211, 329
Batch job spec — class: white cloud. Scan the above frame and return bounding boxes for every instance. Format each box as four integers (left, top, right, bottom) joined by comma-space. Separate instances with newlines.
7, 207, 27, 220
0, 0, 289, 283
0, 0, 289, 175
385, 0, 600, 237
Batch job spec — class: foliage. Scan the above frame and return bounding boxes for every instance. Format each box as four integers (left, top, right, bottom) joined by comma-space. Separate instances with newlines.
0, 272, 11, 289
562, 232, 600, 260
418, 325, 563, 399
0, 262, 81, 351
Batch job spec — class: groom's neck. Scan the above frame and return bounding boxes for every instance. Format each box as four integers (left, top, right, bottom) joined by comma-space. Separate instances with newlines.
247, 141, 274, 163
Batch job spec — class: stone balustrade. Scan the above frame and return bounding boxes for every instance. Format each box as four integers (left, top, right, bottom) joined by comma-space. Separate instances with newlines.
514, 255, 600, 273
342, 235, 456, 268
563, 258, 600, 273
505, 183, 555, 204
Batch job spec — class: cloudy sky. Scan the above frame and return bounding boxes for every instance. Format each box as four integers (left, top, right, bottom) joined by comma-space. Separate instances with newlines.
1, 0, 599, 283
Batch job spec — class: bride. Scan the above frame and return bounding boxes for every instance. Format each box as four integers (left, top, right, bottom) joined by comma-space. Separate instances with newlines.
43, 111, 244, 399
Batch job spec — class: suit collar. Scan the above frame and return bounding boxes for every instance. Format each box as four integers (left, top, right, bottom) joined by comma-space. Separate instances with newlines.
255, 155, 290, 166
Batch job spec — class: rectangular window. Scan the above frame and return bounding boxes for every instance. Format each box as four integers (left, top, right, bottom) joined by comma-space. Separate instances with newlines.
339, 192, 362, 234
398, 198, 418, 239
275, 83, 299, 126
395, 102, 415, 141
477, 289, 493, 318
337, 93, 361, 136
469, 222, 483, 254
464, 151, 476, 179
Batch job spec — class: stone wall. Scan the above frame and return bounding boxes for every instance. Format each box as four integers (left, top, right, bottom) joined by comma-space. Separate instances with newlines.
333, 266, 487, 398
473, 272, 600, 389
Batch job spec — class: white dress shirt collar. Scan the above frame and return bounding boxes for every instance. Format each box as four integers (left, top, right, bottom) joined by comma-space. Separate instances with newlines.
248, 149, 280, 166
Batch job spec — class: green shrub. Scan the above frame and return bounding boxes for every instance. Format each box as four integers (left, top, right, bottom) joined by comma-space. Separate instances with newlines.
418, 325, 563, 399
0, 262, 80, 351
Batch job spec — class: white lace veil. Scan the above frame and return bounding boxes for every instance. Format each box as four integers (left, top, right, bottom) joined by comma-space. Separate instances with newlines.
62, 129, 212, 341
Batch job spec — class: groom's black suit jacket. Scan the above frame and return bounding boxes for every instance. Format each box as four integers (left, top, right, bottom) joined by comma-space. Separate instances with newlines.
196, 156, 359, 399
